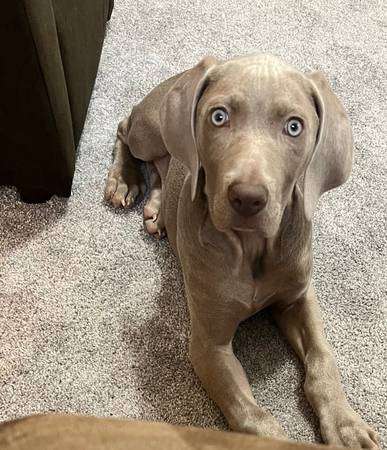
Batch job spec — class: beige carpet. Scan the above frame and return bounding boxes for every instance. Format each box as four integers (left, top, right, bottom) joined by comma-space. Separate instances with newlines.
0, 0, 385, 446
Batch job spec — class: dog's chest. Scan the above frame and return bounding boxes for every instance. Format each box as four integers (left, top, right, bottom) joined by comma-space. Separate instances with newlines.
252, 260, 311, 311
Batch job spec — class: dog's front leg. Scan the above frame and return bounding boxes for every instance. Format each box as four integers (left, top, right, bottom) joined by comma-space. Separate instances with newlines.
188, 302, 287, 439
272, 285, 379, 449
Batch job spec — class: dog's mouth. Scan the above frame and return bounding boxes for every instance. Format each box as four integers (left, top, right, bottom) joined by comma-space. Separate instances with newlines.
231, 226, 258, 232
231, 224, 271, 237
231, 213, 265, 229
211, 212, 278, 239
228, 207, 281, 237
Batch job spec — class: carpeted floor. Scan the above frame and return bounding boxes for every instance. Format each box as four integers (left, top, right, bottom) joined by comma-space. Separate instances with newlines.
0, 0, 385, 446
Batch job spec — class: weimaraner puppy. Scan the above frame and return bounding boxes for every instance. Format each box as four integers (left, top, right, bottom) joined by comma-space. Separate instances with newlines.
104, 54, 379, 448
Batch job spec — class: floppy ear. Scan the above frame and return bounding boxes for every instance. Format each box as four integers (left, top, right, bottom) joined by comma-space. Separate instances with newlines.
303, 72, 353, 220
159, 57, 218, 201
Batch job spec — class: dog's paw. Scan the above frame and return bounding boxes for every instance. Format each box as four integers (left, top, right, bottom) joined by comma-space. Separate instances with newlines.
104, 166, 143, 208
143, 187, 165, 238
320, 405, 379, 449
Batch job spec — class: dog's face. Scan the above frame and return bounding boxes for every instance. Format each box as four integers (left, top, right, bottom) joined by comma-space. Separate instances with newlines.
196, 58, 319, 236
160, 54, 353, 234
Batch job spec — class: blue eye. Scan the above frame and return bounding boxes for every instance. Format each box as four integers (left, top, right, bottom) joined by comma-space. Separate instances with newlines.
286, 118, 303, 137
211, 108, 229, 126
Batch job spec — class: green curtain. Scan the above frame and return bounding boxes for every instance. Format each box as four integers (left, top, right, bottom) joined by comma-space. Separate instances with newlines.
0, 0, 113, 202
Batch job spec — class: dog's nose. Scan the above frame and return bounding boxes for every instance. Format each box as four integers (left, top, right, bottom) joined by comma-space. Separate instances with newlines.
228, 183, 268, 217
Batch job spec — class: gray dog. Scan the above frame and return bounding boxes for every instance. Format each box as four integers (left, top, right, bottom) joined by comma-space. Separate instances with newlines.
105, 54, 379, 448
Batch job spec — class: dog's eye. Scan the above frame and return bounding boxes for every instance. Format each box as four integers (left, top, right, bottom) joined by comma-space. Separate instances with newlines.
211, 108, 229, 127
285, 118, 303, 137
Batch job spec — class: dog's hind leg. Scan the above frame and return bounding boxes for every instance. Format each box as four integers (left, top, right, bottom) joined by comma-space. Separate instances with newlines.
105, 98, 171, 236
105, 116, 146, 208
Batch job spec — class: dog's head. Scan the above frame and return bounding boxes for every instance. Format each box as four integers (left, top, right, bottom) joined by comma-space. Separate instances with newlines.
160, 54, 353, 237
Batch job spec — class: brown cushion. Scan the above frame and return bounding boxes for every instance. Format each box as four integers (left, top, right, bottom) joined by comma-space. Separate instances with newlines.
0, 414, 352, 450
